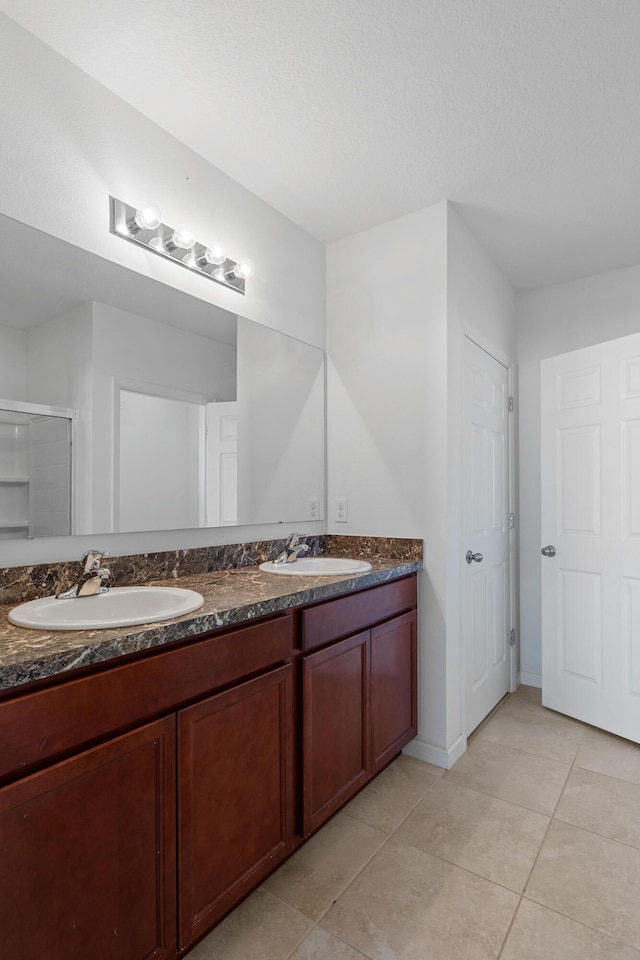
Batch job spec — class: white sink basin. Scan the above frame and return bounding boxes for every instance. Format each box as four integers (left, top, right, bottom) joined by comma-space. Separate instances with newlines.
259, 557, 372, 576
8, 586, 205, 631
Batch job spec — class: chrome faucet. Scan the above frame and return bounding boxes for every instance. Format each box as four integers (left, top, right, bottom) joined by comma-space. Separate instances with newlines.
56, 549, 111, 599
273, 533, 310, 564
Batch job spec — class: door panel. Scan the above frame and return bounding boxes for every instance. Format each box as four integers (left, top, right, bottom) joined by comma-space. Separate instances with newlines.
622, 419, 640, 535
178, 664, 293, 949
624, 578, 640, 696
301, 631, 370, 835
370, 611, 417, 772
0, 718, 176, 960
463, 337, 512, 735
558, 569, 602, 684
541, 332, 640, 742
558, 425, 601, 535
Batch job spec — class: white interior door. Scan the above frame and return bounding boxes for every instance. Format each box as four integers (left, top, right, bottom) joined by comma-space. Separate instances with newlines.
206, 401, 238, 526
541, 333, 640, 742
119, 390, 201, 532
463, 337, 512, 735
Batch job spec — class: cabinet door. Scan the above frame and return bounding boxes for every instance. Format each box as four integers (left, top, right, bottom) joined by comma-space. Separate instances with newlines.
371, 610, 417, 773
0, 717, 176, 960
178, 664, 293, 949
301, 631, 370, 836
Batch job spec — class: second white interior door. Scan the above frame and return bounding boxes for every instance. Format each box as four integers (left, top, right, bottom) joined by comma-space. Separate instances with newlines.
463, 336, 512, 735
541, 332, 640, 743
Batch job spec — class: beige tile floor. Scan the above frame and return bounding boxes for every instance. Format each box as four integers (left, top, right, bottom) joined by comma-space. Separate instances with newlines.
187, 685, 640, 960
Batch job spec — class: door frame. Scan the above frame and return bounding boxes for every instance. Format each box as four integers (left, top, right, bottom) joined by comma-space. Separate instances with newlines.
461, 329, 517, 738
111, 376, 212, 532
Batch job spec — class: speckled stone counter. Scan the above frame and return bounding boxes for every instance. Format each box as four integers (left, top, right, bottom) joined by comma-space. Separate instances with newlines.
0, 554, 421, 693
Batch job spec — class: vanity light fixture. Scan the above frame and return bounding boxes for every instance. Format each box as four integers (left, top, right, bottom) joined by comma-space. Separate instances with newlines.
109, 196, 253, 294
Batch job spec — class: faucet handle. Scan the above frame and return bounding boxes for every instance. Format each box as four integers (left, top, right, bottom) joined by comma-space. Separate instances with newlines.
81, 549, 108, 573
289, 543, 310, 561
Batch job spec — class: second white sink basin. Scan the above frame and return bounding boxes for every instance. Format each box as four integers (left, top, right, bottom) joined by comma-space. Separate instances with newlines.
260, 557, 372, 576
8, 586, 205, 631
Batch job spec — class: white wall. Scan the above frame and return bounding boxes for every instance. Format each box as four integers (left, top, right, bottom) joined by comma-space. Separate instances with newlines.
326, 202, 516, 767
0, 325, 27, 401
89, 301, 237, 533
0, 13, 326, 565
91, 302, 238, 403
236, 317, 325, 525
326, 200, 448, 760
517, 264, 640, 684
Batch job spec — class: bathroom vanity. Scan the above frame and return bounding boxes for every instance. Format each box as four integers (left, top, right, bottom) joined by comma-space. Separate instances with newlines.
0, 563, 418, 960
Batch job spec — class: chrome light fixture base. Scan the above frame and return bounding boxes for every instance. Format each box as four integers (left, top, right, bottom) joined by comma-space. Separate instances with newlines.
109, 196, 247, 295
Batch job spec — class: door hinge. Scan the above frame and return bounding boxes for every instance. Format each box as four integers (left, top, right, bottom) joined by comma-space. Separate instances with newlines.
509, 627, 516, 646
508, 395, 514, 413
508, 512, 515, 529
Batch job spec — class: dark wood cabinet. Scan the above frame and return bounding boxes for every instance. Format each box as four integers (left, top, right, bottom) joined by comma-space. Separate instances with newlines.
0, 717, 176, 960
300, 577, 418, 836
301, 631, 370, 835
371, 610, 417, 772
178, 664, 293, 950
0, 573, 418, 958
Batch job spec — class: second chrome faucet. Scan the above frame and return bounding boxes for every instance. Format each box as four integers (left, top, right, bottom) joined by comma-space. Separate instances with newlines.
56, 549, 111, 599
273, 533, 310, 565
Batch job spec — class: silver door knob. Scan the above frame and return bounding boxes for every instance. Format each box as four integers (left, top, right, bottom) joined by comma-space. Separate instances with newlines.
465, 550, 483, 564
541, 545, 556, 557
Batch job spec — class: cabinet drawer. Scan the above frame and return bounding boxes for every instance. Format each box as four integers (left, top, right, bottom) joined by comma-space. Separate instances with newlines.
0, 613, 292, 781
300, 575, 417, 653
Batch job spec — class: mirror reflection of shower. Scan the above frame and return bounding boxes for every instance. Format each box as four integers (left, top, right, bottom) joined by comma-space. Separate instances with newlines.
0, 403, 72, 540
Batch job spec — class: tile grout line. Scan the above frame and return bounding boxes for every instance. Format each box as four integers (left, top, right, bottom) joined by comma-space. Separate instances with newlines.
495, 716, 591, 959
317, 771, 444, 916
275, 713, 640, 960
443, 760, 571, 817
279, 768, 444, 960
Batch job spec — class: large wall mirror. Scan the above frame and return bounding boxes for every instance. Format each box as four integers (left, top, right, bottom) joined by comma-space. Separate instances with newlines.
0, 214, 325, 540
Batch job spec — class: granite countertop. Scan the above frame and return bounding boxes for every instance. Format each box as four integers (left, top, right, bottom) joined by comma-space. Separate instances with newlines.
0, 558, 421, 693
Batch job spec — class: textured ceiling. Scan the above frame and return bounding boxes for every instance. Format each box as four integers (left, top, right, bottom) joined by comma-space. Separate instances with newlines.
1, 0, 639, 291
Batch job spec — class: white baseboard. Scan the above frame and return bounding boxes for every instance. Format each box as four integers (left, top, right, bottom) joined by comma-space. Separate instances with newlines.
519, 671, 542, 688
403, 734, 467, 770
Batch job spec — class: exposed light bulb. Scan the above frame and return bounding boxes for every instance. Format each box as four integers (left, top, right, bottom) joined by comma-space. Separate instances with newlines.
171, 224, 196, 250
237, 258, 255, 279
197, 241, 226, 267
209, 241, 226, 265
226, 257, 255, 281
134, 202, 162, 231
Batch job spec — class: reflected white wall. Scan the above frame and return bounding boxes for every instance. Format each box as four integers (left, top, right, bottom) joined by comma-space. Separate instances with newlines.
236, 318, 325, 525
0, 326, 27, 400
